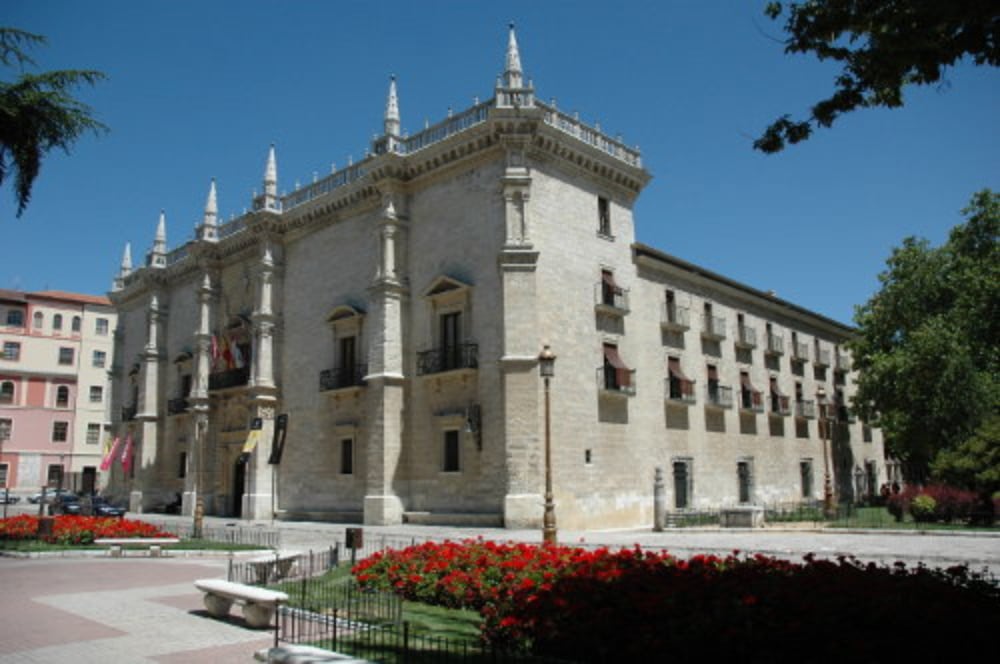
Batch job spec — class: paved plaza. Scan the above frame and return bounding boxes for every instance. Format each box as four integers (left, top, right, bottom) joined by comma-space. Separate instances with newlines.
2, 514, 998, 663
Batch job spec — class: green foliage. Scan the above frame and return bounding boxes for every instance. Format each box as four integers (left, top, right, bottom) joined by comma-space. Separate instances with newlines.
0, 27, 107, 217
931, 415, 1000, 493
850, 190, 999, 482
756, 2, 1000, 152
909, 494, 937, 522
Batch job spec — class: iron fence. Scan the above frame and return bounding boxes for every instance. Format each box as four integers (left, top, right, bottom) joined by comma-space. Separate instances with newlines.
141, 518, 281, 549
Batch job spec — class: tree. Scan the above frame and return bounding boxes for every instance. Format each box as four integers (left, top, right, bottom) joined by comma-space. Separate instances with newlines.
850, 189, 999, 483
0, 28, 106, 217
755, 1, 1000, 153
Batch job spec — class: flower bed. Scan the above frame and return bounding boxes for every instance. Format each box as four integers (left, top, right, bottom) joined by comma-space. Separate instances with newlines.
353, 539, 1000, 661
0, 514, 176, 545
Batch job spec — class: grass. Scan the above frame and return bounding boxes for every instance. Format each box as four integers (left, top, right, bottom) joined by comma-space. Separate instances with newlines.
827, 506, 995, 531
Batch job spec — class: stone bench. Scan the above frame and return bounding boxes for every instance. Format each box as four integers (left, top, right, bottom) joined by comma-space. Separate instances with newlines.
94, 537, 181, 557
247, 554, 299, 584
194, 579, 289, 628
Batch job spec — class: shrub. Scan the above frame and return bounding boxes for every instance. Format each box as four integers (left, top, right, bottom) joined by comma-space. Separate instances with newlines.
910, 494, 937, 522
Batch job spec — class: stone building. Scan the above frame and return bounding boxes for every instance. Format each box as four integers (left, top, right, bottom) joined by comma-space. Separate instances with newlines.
0, 289, 116, 494
107, 27, 884, 528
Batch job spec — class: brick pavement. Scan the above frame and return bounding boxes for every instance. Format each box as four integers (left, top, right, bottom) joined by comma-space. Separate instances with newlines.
0, 557, 272, 663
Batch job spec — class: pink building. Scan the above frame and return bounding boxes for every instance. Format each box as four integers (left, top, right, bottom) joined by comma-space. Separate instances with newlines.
0, 289, 117, 495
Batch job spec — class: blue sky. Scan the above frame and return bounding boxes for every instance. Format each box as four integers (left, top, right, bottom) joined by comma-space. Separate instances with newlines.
4, 0, 997, 325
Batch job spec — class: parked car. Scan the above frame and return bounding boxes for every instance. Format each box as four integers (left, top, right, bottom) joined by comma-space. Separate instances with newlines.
57, 494, 127, 517
27, 489, 76, 505
0, 491, 19, 504
51, 493, 81, 515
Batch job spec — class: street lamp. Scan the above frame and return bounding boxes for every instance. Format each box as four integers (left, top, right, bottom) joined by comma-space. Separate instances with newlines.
817, 387, 835, 518
0, 424, 9, 519
538, 345, 557, 545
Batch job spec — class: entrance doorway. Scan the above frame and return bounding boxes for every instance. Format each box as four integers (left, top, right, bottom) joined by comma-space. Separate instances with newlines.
233, 459, 246, 518
81, 466, 96, 495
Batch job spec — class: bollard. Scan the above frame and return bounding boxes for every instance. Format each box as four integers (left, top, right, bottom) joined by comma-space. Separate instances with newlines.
653, 466, 666, 531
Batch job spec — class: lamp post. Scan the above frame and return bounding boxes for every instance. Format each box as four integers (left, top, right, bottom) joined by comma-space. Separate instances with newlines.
0, 424, 8, 519
193, 418, 205, 539
538, 345, 557, 545
817, 387, 835, 518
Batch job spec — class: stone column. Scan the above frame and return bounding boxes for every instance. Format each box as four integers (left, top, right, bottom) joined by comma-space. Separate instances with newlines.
133, 294, 165, 512
183, 274, 214, 517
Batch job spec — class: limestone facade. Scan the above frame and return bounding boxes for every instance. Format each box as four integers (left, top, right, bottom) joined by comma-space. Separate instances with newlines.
107, 28, 884, 528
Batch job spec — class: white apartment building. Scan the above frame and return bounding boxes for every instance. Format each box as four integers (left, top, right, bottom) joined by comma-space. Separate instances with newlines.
106, 27, 884, 529
0, 290, 116, 494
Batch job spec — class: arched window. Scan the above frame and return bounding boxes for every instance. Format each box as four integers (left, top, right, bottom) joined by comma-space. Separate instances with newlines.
53, 314, 63, 331
0, 381, 14, 404
71, 316, 81, 332
33, 311, 43, 329
56, 385, 70, 408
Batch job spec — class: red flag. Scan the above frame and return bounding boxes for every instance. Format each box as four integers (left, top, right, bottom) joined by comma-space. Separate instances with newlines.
100, 436, 122, 471
121, 433, 135, 474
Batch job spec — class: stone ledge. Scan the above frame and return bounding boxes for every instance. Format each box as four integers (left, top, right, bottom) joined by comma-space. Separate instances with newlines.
403, 511, 503, 527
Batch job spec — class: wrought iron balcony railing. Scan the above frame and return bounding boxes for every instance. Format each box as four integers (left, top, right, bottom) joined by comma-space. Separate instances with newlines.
702, 316, 726, 340
770, 395, 791, 416
736, 326, 757, 348
705, 384, 734, 408
740, 391, 765, 413
319, 364, 368, 391
594, 283, 630, 315
417, 343, 478, 376
835, 353, 851, 371
814, 348, 831, 368
661, 303, 690, 331
121, 405, 137, 422
795, 399, 816, 419
209, 367, 251, 390
597, 367, 636, 396
167, 398, 189, 415
665, 378, 696, 404
793, 342, 810, 361
766, 334, 785, 355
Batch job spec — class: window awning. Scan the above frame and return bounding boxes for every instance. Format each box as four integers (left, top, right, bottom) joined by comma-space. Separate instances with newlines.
603, 345, 631, 387
707, 365, 719, 381
740, 372, 759, 393
769, 377, 786, 397
601, 270, 618, 287
668, 357, 691, 382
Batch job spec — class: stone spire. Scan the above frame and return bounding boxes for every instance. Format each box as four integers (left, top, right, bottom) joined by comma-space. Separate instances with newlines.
149, 209, 167, 268
254, 145, 280, 212
504, 23, 523, 89
496, 23, 534, 108
113, 242, 133, 290
197, 179, 218, 242
384, 75, 400, 137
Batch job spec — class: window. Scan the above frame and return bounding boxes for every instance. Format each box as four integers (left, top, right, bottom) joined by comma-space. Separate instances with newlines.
339, 336, 357, 378
0, 381, 13, 404
800, 460, 814, 498
769, 376, 789, 414
3, 341, 20, 360
56, 385, 70, 408
52, 421, 68, 442
5, 309, 23, 326
442, 429, 460, 472
599, 269, 628, 310
86, 423, 101, 445
739, 371, 762, 411
89, 386, 103, 403
33, 311, 43, 329
47, 464, 64, 487
602, 343, 633, 393
96, 318, 109, 335
667, 357, 695, 402
178, 452, 187, 478
0, 463, 8, 488
597, 196, 611, 237
58, 347, 74, 365
52, 314, 63, 331
92, 350, 106, 367
72, 315, 81, 332
340, 438, 354, 474
0, 418, 11, 441
673, 459, 692, 509
737, 460, 754, 504
440, 312, 462, 371
863, 424, 873, 443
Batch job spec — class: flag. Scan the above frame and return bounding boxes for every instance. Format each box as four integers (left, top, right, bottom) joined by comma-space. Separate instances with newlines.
239, 418, 263, 464
100, 436, 122, 471
231, 341, 244, 369
268, 414, 288, 465
220, 335, 234, 369
121, 433, 135, 475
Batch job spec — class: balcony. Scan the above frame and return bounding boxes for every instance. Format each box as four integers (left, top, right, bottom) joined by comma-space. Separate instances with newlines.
597, 367, 636, 397
701, 316, 726, 341
814, 348, 831, 368
209, 366, 250, 390
770, 395, 791, 416
736, 326, 757, 349
795, 399, 816, 419
705, 384, 733, 409
121, 405, 137, 422
792, 342, 810, 362
665, 377, 696, 404
660, 303, 690, 332
835, 353, 851, 371
594, 283, 630, 316
766, 334, 784, 356
739, 390, 764, 413
417, 343, 478, 376
319, 364, 368, 391
167, 397, 189, 415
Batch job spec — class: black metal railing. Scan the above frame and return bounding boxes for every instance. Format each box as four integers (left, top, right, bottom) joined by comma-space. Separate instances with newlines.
661, 303, 690, 329
167, 397, 189, 415
767, 334, 785, 355
740, 390, 765, 413
770, 395, 791, 416
705, 384, 734, 408
597, 367, 636, 396
594, 282, 630, 313
795, 399, 817, 418
416, 343, 478, 375
319, 364, 367, 391
121, 404, 137, 421
208, 366, 250, 390
666, 377, 696, 403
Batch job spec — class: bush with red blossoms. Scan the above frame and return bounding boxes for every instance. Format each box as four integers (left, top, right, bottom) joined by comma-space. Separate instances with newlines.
353, 540, 1000, 661
887, 483, 982, 523
0, 514, 176, 545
